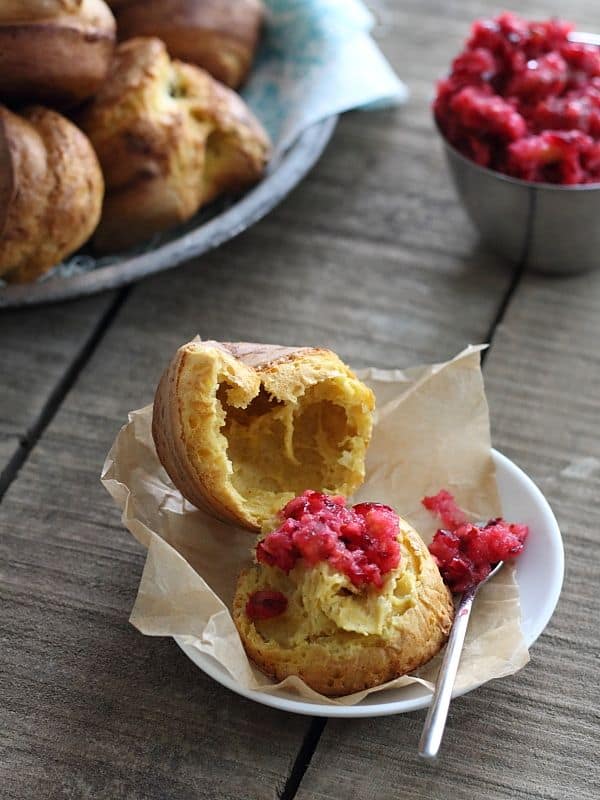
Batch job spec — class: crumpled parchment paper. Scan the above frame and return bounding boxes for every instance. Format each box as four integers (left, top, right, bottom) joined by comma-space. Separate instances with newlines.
101, 345, 529, 705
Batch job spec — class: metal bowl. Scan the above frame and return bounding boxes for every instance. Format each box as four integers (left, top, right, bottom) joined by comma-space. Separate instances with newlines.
436, 31, 600, 276
438, 133, 600, 275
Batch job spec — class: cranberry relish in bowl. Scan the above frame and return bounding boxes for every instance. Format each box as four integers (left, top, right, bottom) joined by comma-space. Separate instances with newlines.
433, 13, 600, 274
435, 12, 600, 185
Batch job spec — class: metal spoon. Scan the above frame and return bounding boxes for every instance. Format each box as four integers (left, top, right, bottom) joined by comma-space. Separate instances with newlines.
418, 560, 504, 761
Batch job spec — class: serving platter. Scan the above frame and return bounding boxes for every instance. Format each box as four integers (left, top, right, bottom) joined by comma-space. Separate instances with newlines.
0, 116, 337, 309
175, 449, 564, 718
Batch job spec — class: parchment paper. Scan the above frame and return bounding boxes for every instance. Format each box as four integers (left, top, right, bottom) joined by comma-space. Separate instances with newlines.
101, 345, 529, 705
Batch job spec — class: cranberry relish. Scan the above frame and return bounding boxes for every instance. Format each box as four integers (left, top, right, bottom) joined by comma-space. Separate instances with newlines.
256, 490, 401, 590
246, 492, 402, 620
423, 490, 528, 594
246, 590, 288, 621
435, 12, 600, 184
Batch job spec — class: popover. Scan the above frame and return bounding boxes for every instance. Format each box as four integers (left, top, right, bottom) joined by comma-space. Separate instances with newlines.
152, 340, 375, 531
0, 0, 116, 107
0, 105, 104, 283
79, 37, 271, 251
234, 493, 454, 696
108, 0, 265, 88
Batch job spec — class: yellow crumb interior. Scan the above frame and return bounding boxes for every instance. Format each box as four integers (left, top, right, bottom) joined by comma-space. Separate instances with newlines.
222, 380, 368, 521
179, 349, 373, 528
250, 524, 425, 646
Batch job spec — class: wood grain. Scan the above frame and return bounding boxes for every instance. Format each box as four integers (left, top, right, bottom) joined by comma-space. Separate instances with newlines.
294, 4, 600, 799
0, 295, 117, 472
2, 0, 598, 798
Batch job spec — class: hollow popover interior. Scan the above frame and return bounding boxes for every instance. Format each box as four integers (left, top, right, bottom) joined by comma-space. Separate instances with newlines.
152, 341, 375, 530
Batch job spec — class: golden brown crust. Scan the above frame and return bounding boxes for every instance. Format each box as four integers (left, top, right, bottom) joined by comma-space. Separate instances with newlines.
233, 522, 455, 697
78, 37, 271, 252
0, 0, 116, 107
152, 340, 375, 531
152, 341, 321, 529
0, 114, 17, 245
111, 0, 265, 88
0, 105, 104, 284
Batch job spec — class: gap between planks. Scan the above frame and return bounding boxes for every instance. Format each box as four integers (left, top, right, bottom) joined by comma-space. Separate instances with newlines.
278, 252, 531, 798
0, 287, 130, 504
0, 238, 527, 800
481, 188, 535, 365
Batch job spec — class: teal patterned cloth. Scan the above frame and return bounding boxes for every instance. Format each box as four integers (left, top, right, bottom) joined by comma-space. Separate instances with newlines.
243, 0, 407, 152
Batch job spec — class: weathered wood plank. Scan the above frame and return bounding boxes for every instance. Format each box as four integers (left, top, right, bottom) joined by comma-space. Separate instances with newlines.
295, 3, 600, 799
0, 327, 310, 800
0, 294, 117, 476
0, 98, 515, 800
296, 266, 600, 800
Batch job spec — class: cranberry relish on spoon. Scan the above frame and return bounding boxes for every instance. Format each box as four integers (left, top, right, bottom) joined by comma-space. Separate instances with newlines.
435, 12, 600, 184
423, 490, 529, 594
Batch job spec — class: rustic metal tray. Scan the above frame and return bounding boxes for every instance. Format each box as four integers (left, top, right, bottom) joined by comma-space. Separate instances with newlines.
0, 116, 337, 309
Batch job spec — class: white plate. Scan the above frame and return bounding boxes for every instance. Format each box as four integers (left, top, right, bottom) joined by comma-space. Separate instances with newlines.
175, 449, 564, 717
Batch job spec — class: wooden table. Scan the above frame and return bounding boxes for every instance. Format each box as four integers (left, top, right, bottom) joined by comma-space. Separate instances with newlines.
1, 1, 598, 798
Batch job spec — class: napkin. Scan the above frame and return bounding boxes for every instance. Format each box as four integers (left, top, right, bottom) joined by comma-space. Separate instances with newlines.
244, 0, 408, 152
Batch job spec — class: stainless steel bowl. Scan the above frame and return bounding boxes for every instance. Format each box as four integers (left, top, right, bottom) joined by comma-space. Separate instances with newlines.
438, 135, 600, 275
436, 31, 600, 276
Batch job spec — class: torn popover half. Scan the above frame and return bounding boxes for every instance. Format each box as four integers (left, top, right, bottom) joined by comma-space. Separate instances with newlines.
152, 340, 375, 531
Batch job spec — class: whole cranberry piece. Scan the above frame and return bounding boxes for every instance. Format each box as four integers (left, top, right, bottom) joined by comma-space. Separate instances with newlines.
246, 590, 288, 621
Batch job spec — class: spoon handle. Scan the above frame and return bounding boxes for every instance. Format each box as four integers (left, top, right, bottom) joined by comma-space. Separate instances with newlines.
418, 589, 475, 760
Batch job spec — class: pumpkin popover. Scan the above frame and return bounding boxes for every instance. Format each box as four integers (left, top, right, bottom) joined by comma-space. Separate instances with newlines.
79, 37, 270, 251
233, 491, 454, 696
152, 339, 453, 695
152, 340, 375, 531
